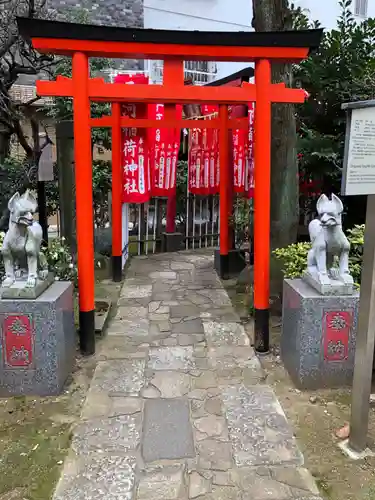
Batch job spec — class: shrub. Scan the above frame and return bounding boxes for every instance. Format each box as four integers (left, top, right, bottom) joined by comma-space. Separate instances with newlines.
0, 234, 77, 285
273, 242, 311, 280
273, 224, 364, 287
44, 237, 78, 285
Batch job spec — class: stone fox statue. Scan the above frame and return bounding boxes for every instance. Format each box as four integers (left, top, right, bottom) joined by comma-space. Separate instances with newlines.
307, 194, 353, 286
1, 191, 48, 288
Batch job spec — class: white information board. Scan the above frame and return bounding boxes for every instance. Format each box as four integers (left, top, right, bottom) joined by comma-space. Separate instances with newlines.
342, 106, 375, 196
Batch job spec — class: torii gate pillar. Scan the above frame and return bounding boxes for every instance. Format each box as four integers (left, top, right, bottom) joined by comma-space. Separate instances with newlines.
253, 59, 272, 353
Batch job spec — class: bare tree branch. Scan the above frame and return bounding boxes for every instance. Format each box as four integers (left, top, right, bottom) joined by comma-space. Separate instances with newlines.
0, 0, 57, 159
12, 118, 32, 156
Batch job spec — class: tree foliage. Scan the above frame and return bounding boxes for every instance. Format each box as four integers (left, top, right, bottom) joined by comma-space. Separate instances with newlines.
48, 55, 111, 149
273, 224, 364, 286
46, 9, 112, 149
293, 0, 375, 226
252, 0, 299, 249
0, 0, 55, 162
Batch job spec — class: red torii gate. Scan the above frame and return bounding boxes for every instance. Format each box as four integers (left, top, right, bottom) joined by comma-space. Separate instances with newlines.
17, 17, 322, 356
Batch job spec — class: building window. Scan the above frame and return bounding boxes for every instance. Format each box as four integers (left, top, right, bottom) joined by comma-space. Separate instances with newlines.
355, 0, 368, 18
184, 61, 217, 85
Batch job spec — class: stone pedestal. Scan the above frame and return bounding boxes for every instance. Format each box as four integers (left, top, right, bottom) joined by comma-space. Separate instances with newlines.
281, 278, 359, 390
161, 232, 184, 253
0, 282, 76, 397
0, 272, 54, 299
214, 249, 246, 279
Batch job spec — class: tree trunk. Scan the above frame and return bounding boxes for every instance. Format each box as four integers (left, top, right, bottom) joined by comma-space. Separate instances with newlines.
252, 0, 299, 250
0, 126, 11, 162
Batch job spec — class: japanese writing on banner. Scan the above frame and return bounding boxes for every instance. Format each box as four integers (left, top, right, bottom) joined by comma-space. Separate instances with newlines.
246, 102, 255, 198
188, 103, 254, 197
188, 104, 219, 195
232, 125, 247, 194
232, 103, 255, 198
115, 74, 151, 203
148, 104, 183, 197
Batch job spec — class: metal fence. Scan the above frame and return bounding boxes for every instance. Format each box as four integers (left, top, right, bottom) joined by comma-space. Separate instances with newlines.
121, 194, 220, 263
121, 192, 251, 267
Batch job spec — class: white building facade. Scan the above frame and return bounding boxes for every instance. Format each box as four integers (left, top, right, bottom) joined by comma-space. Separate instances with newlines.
144, 0, 253, 82
144, 0, 375, 82
289, 0, 375, 30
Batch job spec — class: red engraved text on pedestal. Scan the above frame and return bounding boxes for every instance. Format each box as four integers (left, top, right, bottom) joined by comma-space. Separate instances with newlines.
323, 311, 351, 362
2, 314, 33, 368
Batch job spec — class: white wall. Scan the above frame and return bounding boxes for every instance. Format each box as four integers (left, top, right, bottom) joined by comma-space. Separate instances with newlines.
144, 0, 375, 81
144, 0, 252, 80
294, 0, 375, 30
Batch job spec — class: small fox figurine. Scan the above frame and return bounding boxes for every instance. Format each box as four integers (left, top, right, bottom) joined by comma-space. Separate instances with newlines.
307, 194, 353, 287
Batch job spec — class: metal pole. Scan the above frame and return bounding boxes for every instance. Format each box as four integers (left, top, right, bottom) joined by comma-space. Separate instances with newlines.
153, 198, 158, 254
145, 202, 149, 255
211, 196, 214, 247
205, 198, 209, 248
137, 205, 141, 256
186, 191, 190, 250
192, 195, 196, 250
37, 180, 48, 244
349, 194, 375, 452
199, 198, 203, 248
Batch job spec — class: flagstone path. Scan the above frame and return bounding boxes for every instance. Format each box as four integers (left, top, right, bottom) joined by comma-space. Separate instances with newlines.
53, 251, 322, 500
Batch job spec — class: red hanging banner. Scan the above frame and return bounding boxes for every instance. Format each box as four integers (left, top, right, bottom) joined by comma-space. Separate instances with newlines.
233, 126, 247, 194
116, 74, 151, 203
188, 104, 219, 195
203, 104, 220, 195
148, 104, 183, 197
246, 102, 255, 198
188, 103, 255, 197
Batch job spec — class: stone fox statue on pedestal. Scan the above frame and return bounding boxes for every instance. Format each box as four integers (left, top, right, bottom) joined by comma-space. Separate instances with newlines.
1, 191, 48, 288
307, 194, 353, 286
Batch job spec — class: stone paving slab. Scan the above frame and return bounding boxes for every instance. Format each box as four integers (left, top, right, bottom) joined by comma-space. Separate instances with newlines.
120, 284, 153, 299
82, 392, 143, 420
52, 251, 322, 500
53, 454, 137, 500
237, 466, 321, 499
172, 319, 204, 334
72, 414, 141, 455
170, 304, 200, 318
204, 321, 250, 347
115, 305, 148, 319
97, 336, 150, 360
137, 465, 186, 500
90, 358, 146, 396
142, 398, 195, 462
197, 289, 232, 307
148, 346, 195, 371
150, 370, 191, 397
222, 384, 303, 467
107, 317, 150, 336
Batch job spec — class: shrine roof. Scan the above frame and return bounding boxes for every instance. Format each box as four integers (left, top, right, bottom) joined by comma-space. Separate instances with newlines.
206, 67, 254, 87
17, 17, 323, 60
